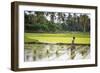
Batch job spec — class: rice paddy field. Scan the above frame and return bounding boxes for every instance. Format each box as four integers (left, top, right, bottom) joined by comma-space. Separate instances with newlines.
24, 32, 90, 44
24, 32, 90, 61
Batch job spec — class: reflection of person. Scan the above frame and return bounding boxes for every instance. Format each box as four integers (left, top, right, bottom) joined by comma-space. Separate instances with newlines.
71, 37, 76, 59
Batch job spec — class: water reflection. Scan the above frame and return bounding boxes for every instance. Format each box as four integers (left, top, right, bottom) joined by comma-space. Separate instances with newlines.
24, 44, 90, 62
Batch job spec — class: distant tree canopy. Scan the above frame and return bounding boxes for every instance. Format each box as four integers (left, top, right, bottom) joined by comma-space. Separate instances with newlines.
24, 11, 90, 33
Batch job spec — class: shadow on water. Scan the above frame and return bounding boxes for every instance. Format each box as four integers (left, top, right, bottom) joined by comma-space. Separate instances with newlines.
24, 43, 90, 62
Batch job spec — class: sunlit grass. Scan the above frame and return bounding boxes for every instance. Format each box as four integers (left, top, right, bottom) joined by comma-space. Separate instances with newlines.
24, 32, 90, 44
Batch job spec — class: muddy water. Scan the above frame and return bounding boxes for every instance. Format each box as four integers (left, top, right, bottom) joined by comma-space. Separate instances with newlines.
24, 44, 90, 62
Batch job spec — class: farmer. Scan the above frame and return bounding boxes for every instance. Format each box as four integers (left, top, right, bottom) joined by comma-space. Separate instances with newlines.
70, 37, 76, 59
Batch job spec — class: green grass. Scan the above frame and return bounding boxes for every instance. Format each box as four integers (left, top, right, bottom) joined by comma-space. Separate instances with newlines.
24, 32, 90, 44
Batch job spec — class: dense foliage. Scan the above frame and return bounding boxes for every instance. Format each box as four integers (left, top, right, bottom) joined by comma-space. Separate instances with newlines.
24, 11, 90, 33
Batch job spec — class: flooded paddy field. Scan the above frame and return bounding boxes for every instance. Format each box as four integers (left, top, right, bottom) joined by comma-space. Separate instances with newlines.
24, 43, 90, 62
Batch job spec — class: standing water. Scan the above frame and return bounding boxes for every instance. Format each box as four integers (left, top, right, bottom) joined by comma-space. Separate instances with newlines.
24, 43, 90, 62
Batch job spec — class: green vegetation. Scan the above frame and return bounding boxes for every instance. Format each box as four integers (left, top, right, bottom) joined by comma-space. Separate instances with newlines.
24, 11, 90, 45
24, 11, 90, 33
24, 32, 90, 44
24, 11, 91, 62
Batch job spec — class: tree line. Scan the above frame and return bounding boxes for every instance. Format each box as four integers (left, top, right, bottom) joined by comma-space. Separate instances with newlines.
24, 11, 90, 33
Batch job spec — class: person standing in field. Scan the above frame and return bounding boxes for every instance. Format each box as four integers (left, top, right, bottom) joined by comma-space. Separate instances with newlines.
70, 37, 76, 59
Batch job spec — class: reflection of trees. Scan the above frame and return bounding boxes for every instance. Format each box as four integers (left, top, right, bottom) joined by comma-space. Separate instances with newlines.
24, 44, 90, 61
24, 11, 90, 33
